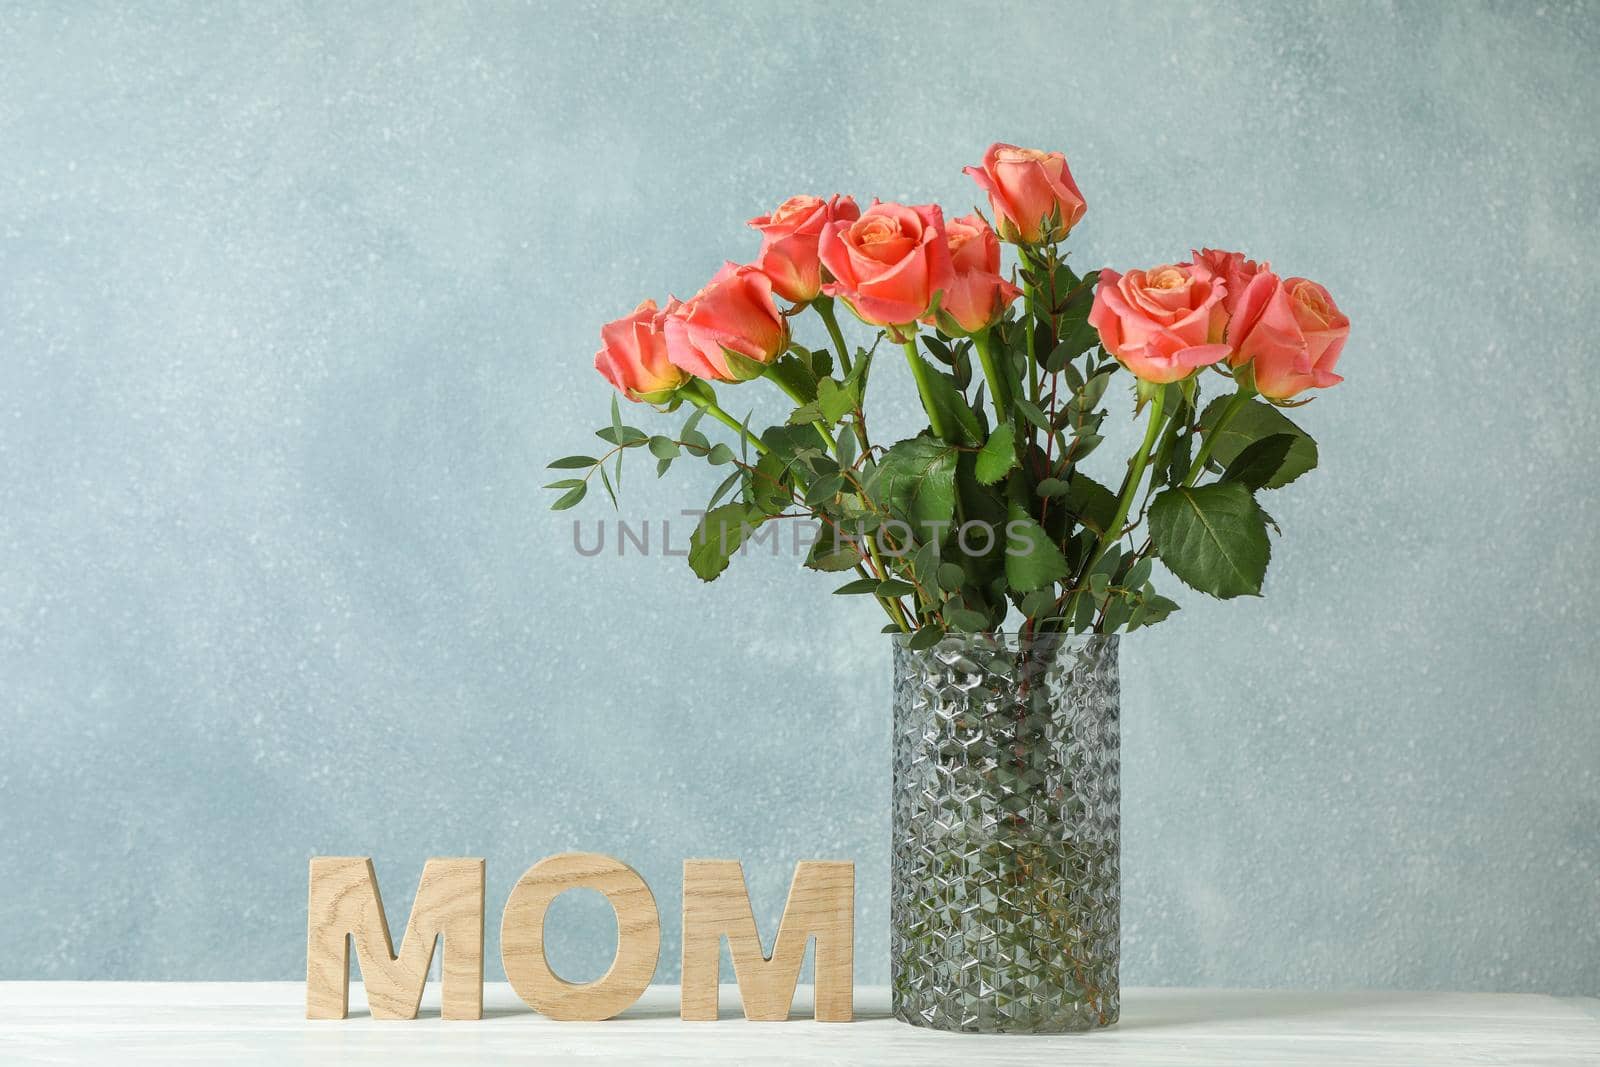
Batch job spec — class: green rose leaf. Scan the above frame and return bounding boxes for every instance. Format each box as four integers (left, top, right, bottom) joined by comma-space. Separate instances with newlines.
866, 436, 959, 542
767, 353, 818, 403
688, 503, 761, 582
973, 423, 1017, 485
816, 378, 858, 424
1220, 433, 1299, 491
1148, 483, 1270, 599
919, 362, 982, 445
1051, 314, 1099, 367
1004, 512, 1071, 593
1065, 473, 1118, 535
1199, 397, 1318, 488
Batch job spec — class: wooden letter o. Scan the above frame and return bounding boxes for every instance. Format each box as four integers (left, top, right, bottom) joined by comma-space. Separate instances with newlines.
500, 852, 660, 1021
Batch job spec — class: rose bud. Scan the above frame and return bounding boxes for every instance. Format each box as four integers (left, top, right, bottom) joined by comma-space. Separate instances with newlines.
925, 213, 1021, 335
593, 299, 690, 403
1087, 260, 1231, 384
1226, 272, 1349, 400
748, 194, 860, 304
964, 143, 1087, 245
818, 200, 956, 336
662, 262, 789, 383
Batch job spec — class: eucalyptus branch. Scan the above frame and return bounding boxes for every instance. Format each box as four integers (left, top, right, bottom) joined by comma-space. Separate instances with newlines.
683, 387, 768, 455
1060, 385, 1167, 629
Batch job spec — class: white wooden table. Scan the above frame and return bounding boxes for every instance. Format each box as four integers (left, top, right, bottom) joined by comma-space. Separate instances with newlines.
3, 982, 1596, 1065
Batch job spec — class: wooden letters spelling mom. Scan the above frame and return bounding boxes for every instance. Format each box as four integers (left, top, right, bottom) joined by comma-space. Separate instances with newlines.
305, 852, 854, 1022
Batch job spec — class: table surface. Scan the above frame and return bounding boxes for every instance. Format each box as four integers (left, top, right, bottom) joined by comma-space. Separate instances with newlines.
3, 982, 1596, 1065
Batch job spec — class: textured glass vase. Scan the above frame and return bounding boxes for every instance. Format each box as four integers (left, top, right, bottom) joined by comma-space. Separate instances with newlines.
891, 632, 1120, 1033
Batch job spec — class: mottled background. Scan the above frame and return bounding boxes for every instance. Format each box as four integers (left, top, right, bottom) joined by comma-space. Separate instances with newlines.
3, 1, 1597, 993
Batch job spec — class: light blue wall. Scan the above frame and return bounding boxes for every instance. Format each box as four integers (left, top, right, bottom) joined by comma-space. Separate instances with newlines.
3, 1, 1596, 993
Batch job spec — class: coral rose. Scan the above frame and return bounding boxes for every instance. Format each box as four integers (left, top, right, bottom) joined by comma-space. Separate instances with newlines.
1191, 247, 1268, 317
1087, 261, 1231, 384
926, 212, 1021, 336
593, 299, 689, 403
747, 194, 860, 304
818, 200, 956, 335
1226, 272, 1349, 400
663, 262, 788, 383
964, 143, 1087, 245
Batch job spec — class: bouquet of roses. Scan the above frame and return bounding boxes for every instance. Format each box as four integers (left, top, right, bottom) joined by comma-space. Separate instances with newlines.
549, 143, 1349, 645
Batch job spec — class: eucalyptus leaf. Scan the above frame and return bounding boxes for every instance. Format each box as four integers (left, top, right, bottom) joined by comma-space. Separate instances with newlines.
595, 424, 648, 446
1036, 477, 1069, 498
807, 524, 865, 572
1014, 397, 1052, 434
833, 577, 881, 595
946, 607, 989, 632
551, 483, 588, 511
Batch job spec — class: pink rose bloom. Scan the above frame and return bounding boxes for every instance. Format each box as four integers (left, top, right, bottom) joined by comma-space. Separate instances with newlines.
818, 200, 956, 334
1226, 272, 1349, 399
594, 299, 689, 403
748, 194, 860, 304
1191, 247, 1268, 317
1087, 261, 1231, 384
964, 143, 1087, 245
663, 262, 788, 383
926, 213, 1021, 335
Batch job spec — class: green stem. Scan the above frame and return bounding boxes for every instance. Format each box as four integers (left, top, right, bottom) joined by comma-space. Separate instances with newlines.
972, 327, 1013, 424
1018, 248, 1040, 406
901, 339, 953, 442
767, 373, 839, 456
814, 296, 871, 453
1140, 392, 1184, 505
685, 389, 768, 455
1183, 386, 1252, 485
691, 387, 899, 629
1065, 386, 1166, 629
814, 296, 852, 375
867, 536, 913, 632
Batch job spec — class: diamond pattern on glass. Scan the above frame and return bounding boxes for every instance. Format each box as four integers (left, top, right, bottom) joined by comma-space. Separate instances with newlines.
891, 634, 1120, 1033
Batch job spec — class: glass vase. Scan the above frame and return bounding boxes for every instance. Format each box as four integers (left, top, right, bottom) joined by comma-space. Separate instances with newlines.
890, 632, 1120, 1033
